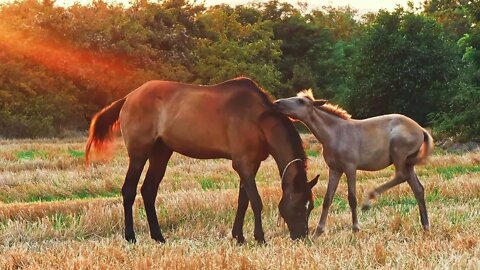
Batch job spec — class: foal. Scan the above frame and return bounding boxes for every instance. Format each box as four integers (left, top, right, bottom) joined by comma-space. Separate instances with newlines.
274, 89, 434, 237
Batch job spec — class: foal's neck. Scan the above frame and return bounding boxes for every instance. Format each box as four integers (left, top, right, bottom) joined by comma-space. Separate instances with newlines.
306, 108, 345, 145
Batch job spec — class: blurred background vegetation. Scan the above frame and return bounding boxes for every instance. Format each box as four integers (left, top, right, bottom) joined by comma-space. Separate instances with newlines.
0, 0, 478, 140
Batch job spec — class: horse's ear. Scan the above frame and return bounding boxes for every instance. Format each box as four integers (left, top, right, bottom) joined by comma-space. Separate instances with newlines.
313, 99, 327, 107
308, 175, 319, 189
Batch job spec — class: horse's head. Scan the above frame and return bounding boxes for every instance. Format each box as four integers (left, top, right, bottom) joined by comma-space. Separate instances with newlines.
274, 89, 327, 121
279, 173, 319, 240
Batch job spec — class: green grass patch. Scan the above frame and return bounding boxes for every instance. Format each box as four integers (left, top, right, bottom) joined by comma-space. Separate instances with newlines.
1, 190, 120, 203
332, 196, 348, 212
306, 149, 318, 157
71, 189, 120, 200
436, 165, 480, 180
313, 195, 348, 212
426, 187, 442, 202
377, 196, 417, 215
52, 213, 77, 230
199, 177, 220, 191
314, 197, 322, 208
68, 149, 85, 158
449, 210, 469, 225
16, 150, 48, 160
377, 197, 417, 207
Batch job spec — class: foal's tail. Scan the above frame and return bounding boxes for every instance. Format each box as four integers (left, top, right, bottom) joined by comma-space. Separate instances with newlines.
407, 129, 434, 165
85, 97, 126, 165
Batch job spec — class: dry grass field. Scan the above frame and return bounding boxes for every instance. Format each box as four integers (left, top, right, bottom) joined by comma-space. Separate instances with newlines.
0, 135, 479, 269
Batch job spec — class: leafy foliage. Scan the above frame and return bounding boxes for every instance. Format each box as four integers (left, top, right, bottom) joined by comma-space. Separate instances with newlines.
0, 0, 478, 140
347, 9, 460, 125
431, 1, 480, 139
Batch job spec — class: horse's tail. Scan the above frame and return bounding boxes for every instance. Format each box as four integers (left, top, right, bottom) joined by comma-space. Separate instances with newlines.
85, 97, 126, 165
407, 129, 434, 165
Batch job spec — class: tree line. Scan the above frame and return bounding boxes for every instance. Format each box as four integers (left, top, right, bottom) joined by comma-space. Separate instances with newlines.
0, 0, 478, 140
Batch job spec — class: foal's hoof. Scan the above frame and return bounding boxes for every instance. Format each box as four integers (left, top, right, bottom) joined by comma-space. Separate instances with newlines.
352, 225, 360, 233
423, 224, 430, 232
361, 203, 372, 211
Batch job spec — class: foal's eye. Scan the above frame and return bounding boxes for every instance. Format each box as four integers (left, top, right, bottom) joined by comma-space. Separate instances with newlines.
298, 99, 305, 105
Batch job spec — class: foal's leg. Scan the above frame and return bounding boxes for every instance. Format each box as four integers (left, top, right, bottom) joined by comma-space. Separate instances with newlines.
233, 159, 264, 243
313, 169, 342, 238
406, 165, 429, 231
122, 157, 147, 243
361, 163, 409, 211
345, 169, 360, 232
140, 142, 173, 243
232, 164, 259, 244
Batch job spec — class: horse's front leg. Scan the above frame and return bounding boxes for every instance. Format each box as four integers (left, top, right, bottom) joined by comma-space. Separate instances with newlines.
233, 160, 264, 243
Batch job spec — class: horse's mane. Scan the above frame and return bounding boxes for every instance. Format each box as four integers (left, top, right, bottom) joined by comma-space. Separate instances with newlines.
298, 89, 351, 120
224, 77, 307, 167
244, 79, 307, 169
224, 76, 275, 106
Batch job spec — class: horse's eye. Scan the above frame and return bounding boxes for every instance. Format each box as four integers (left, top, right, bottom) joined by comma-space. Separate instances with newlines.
298, 99, 305, 105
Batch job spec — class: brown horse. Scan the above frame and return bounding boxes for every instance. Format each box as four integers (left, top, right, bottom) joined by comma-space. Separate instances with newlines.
86, 77, 319, 243
274, 89, 434, 237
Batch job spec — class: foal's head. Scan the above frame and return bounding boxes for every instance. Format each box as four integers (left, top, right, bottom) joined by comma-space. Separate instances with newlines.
279, 169, 319, 240
274, 89, 352, 122
274, 89, 327, 120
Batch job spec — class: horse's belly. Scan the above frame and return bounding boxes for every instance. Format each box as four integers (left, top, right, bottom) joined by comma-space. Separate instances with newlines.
161, 127, 231, 159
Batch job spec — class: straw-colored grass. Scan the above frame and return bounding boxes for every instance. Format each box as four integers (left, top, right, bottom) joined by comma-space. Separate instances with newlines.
0, 135, 479, 269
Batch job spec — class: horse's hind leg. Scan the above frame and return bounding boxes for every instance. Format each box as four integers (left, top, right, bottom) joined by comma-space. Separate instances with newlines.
140, 141, 173, 243
122, 157, 147, 243
406, 165, 429, 231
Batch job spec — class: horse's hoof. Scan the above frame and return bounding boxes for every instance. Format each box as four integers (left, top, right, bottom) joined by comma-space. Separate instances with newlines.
361, 203, 371, 211
256, 238, 267, 245
352, 225, 360, 233
125, 235, 137, 244
423, 224, 430, 232
233, 235, 246, 245
313, 228, 325, 239
152, 236, 166, 243
254, 234, 266, 244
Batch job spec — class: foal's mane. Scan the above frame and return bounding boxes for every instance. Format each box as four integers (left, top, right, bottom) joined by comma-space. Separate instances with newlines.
298, 89, 351, 120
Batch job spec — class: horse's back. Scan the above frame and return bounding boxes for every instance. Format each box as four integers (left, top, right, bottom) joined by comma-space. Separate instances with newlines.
120, 79, 271, 159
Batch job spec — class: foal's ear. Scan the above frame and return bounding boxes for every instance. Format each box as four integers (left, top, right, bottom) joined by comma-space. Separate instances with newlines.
308, 175, 320, 189
313, 99, 327, 107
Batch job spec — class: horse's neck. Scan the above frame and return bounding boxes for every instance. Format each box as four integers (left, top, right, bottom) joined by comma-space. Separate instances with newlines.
262, 117, 305, 187
307, 108, 344, 146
